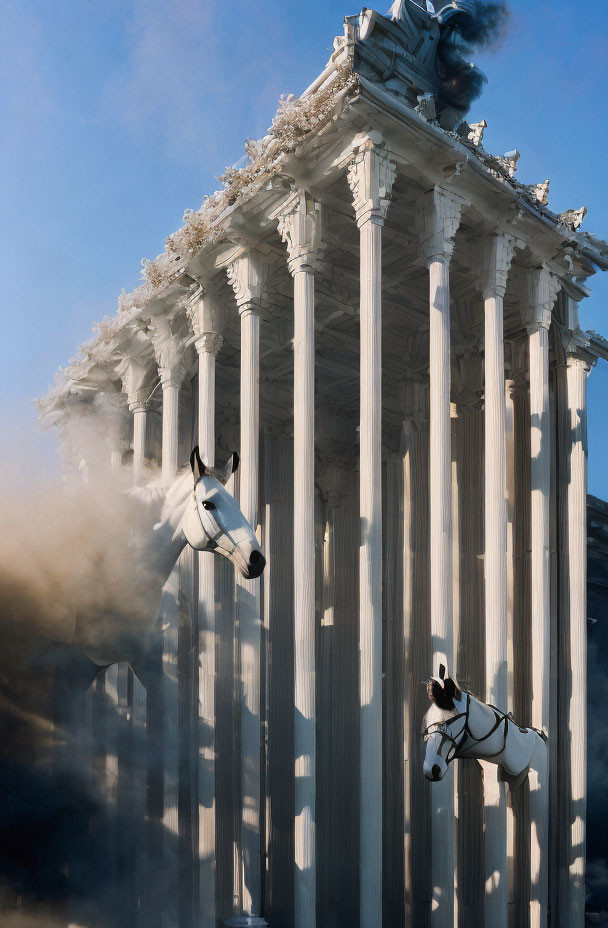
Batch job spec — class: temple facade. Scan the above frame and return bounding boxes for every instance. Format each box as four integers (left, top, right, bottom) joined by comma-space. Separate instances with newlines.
40, 3, 608, 928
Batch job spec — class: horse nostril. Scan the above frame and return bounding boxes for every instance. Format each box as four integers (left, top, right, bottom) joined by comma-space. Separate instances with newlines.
245, 551, 266, 578
432, 764, 441, 781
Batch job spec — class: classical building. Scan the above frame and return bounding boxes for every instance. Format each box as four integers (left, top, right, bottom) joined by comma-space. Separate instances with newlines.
40, 3, 608, 927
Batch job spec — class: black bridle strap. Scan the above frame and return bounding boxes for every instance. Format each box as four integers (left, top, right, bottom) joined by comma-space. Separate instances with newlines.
423, 694, 513, 764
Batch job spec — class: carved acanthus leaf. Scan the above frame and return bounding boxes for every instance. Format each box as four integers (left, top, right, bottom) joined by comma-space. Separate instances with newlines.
347, 136, 397, 226
276, 190, 326, 275
117, 355, 151, 411
520, 267, 561, 333
148, 314, 186, 385
185, 284, 223, 348
476, 231, 523, 298
226, 250, 268, 310
420, 186, 466, 264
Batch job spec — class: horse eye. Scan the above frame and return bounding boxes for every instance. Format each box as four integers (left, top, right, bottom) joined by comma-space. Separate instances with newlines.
202, 500, 216, 511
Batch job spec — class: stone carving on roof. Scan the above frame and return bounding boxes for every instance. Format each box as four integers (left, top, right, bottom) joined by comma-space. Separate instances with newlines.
467, 119, 487, 147
559, 207, 587, 231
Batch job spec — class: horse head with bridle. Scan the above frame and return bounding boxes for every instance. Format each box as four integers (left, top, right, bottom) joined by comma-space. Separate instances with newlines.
422, 664, 547, 790
73, 445, 265, 669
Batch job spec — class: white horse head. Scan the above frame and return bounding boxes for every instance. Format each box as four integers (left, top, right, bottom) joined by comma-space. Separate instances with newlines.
422, 664, 547, 788
181, 446, 265, 580
422, 663, 467, 781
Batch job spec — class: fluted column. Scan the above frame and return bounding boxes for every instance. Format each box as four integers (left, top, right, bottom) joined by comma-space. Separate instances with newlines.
522, 267, 560, 928
149, 314, 185, 482
421, 185, 464, 928
563, 324, 591, 927
477, 232, 518, 927
119, 354, 151, 486
277, 190, 325, 928
160, 374, 181, 481
188, 286, 224, 928
227, 250, 267, 925
347, 135, 396, 928
131, 402, 148, 485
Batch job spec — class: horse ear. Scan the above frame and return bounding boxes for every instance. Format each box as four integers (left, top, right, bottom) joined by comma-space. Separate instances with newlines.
428, 677, 456, 711
190, 446, 206, 482
207, 452, 239, 485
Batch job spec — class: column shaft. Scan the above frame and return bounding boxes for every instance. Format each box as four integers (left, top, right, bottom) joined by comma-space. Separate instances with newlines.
566, 356, 588, 927
238, 307, 262, 916
428, 254, 454, 927
359, 217, 383, 928
198, 346, 216, 928
528, 323, 550, 928
483, 291, 508, 925
162, 380, 180, 481
293, 269, 316, 928
132, 406, 147, 486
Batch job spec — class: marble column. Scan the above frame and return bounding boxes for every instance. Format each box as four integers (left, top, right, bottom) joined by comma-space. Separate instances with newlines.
564, 327, 591, 928
131, 402, 148, 486
347, 135, 396, 928
477, 232, 518, 927
277, 190, 325, 928
421, 185, 464, 928
227, 250, 267, 926
189, 287, 224, 928
119, 354, 150, 486
522, 267, 560, 928
161, 373, 182, 481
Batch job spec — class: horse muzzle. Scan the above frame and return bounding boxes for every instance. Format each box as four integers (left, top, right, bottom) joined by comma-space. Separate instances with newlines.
423, 760, 446, 781
243, 549, 266, 580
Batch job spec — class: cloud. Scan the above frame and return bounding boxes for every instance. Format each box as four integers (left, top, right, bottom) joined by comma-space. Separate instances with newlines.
0, 1, 55, 156
101, 0, 226, 165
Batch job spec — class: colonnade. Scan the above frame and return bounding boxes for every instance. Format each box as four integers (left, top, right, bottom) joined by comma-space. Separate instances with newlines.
101, 135, 591, 928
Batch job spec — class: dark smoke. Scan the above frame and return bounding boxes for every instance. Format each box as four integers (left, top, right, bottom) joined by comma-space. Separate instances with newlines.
0, 469, 167, 925
436, 0, 510, 109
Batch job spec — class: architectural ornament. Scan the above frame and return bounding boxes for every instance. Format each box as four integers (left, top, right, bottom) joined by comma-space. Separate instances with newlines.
226, 250, 268, 313
467, 120, 487, 147
520, 266, 561, 334
495, 149, 520, 178
559, 207, 587, 231
148, 313, 186, 387
275, 190, 326, 275
534, 179, 550, 206
420, 185, 466, 265
347, 135, 397, 227
186, 285, 224, 356
475, 231, 523, 299
117, 354, 150, 412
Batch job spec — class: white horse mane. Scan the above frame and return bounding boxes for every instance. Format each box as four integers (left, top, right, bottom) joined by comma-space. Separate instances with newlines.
127, 465, 192, 507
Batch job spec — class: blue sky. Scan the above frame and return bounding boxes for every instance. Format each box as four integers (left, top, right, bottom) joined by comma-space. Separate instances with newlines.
2, 0, 607, 494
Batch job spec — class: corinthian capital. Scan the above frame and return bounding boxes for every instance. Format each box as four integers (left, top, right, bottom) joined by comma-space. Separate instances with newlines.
186, 283, 224, 356
276, 189, 325, 275
117, 354, 150, 411
476, 231, 523, 299
226, 249, 268, 313
520, 267, 561, 334
347, 135, 396, 227
420, 186, 467, 265
148, 313, 186, 386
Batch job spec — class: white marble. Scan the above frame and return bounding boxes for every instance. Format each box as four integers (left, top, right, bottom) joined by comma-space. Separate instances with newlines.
348, 137, 395, 928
